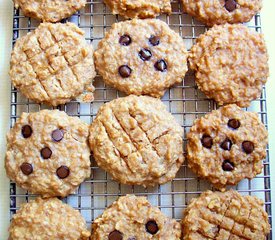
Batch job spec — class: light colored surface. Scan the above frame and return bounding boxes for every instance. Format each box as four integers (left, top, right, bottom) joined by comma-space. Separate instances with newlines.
0, 1, 274, 239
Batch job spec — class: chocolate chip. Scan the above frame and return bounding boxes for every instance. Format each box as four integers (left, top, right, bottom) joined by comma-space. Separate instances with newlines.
139, 48, 152, 61
22, 125, 32, 138
56, 166, 70, 179
154, 59, 167, 72
242, 141, 254, 154
41, 147, 52, 159
119, 34, 131, 46
149, 35, 160, 46
201, 134, 213, 149
20, 163, 33, 175
52, 129, 64, 142
108, 230, 123, 240
146, 220, 159, 235
128, 238, 136, 240
220, 138, 232, 151
118, 65, 132, 78
222, 160, 235, 171
225, 0, 237, 12
228, 119, 240, 129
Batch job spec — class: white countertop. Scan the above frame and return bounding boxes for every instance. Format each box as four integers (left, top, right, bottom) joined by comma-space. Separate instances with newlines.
0, 0, 275, 239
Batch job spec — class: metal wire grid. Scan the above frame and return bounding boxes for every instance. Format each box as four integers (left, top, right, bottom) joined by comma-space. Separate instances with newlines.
9, 0, 271, 238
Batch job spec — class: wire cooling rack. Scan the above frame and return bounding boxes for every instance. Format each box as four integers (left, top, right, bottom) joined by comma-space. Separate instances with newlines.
10, 0, 272, 238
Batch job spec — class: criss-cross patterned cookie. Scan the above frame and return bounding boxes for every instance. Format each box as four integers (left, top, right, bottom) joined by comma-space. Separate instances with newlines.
91, 195, 182, 240
182, 0, 262, 26
94, 19, 188, 98
10, 22, 96, 106
5, 110, 91, 197
187, 104, 268, 190
104, 0, 171, 19
14, 0, 86, 22
89, 95, 184, 186
182, 190, 270, 240
9, 197, 90, 240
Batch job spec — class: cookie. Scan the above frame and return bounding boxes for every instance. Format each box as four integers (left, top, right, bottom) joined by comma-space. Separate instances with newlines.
91, 194, 182, 239
182, 0, 262, 26
89, 95, 184, 186
5, 110, 91, 197
189, 24, 269, 107
104, 0, 171, 19
182, 190, 270, 240
9, 197, 90, 240
14, 0, 86, 22
94, 19, 188, 98
10, 22, 96, 106
187, 104, 268, 190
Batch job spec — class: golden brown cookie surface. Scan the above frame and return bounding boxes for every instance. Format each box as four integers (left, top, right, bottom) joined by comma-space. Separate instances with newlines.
89, 95, 184, 186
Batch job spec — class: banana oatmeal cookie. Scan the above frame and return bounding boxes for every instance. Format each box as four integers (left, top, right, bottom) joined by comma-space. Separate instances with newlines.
104, 0, 171, 19
89, 95, 184, 186
14, 0, 86, 22
94, 19, 188, 98
189, 24, 269, 107
10, 22, 96, 106
5, 110, 91, 197
9, 197, 90, 240
182, 0, 262, 26
91, 195, 182, 240
187, 104, 268, 190
182, 190, 270, 240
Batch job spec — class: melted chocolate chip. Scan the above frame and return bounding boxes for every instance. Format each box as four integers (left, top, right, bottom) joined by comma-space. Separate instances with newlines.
154, 59, 167, 72
20, 163, 33, 175
149, 35, 160, 46
146, 220, 159, 235
220, 138, 232, 151
139, 48, 152, 61
41, 147, 52, 159
56, 166, 70, 179
52, 129, 64, 142
225, 0, 237, 12
201, 134, 213, 149
228, 119, 241, 129
108, 230, 123, 240
118, 65, 132, 78
242, 141, 254, 154
22, 125, 32, 138
119, 35, 131, 46
222, 160, 235, 171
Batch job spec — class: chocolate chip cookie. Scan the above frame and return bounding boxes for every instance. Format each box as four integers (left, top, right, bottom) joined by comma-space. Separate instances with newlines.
14, 0, 86, 22
182, 190, 270, 240
104, 0, 171, 19
5, 110, 91, 197
9, 197, 90, 240
189, 24, 269, 107
187, 104, 268, 190
89, 95, 184, 186
94, 19, 188, 98
91, 195, 181, 240
10, 22, 96, 106
182, 0, 262, 26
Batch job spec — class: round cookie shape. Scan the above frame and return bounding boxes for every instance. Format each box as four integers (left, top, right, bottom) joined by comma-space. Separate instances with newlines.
14, 0, 86, 22
5, 110, 91, 197
10, 22, 96, 106
91, 195, 182, 240
89, 95, 184, 186
104, 0, 171, 19
189, 24, 269, 107
182, 190, 270, 239
181, 0, 262, 26
94, 19, 188, 98
187, 104, 268, 190
9, 197, 90, 240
